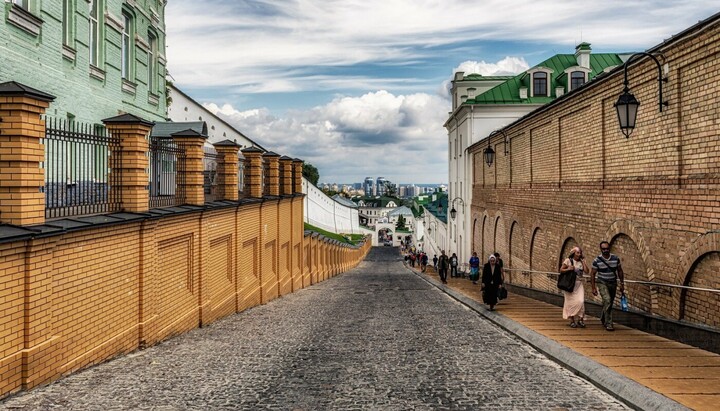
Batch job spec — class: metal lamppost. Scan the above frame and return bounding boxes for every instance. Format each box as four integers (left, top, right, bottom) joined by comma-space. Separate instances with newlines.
614, 52, 668, 138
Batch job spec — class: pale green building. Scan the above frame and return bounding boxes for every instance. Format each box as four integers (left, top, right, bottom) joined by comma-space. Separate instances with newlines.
1, 0, 168, 123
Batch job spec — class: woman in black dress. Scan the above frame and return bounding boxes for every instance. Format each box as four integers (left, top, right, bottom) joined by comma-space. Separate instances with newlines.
482, 254, 504, 310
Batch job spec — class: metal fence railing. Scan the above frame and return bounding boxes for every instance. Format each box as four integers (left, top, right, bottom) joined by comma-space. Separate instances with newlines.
237, 155, 245, 199
203, 145, 219, 202
149, 138, 185, 208
43, 118, 121, 219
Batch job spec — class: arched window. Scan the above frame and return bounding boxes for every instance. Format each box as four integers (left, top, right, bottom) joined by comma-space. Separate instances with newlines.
570, 71, 585, 90
533, 72, 547, 96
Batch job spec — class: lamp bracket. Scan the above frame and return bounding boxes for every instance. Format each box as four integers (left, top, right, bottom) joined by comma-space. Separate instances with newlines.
621, 52, 668, 113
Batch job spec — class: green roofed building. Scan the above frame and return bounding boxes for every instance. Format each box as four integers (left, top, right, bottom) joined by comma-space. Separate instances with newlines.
1, 0, 168, 124
444, 43, 629, 265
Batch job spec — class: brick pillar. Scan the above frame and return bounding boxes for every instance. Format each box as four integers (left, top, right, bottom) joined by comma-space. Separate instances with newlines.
241, 147, 264, 198
172, 129, 206, 206
280, 156, 294, 195
0, 82, 55, 225
263, 151, 280, 196
292, 158, 304, 194
103, 113, 154, 213
213, 140, 240, 201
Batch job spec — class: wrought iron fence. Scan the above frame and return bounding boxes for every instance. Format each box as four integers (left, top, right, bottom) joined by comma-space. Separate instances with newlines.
149, 138, 185, 208
237, 154, 245, 199
43, 118, 121, 219
203, 145, 219, 202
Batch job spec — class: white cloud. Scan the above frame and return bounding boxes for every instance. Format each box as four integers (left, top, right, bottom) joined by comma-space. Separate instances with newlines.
453, 57, 530, 77
166, 0, 720, 91
203, 90, 449, 183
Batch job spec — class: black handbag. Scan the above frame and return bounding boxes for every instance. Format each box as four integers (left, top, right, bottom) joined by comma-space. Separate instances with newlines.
498, 286, 508, 300
557, 269, 576, 292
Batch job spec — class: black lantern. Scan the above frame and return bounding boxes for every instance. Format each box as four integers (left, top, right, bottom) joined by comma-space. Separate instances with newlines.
450, 207, 457, 219
614, 87, 640, 138
615, 52, 668, 137
483, 146, 495, 167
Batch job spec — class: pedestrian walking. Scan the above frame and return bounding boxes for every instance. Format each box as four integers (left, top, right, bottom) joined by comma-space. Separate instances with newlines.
481, 254, 504, 310
432, 254, 438, 270
437, 250, 449, 284
494, 252, 504, 269
421, 253, 428, 272
450, 253, 459, 278
560, 247, 589, 328
590, 241, 625, 331
469, 252, 480, 284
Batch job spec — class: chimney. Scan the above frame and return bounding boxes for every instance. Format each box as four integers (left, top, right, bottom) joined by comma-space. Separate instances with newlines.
467, 87, 476, 99
575, 42, 591, 69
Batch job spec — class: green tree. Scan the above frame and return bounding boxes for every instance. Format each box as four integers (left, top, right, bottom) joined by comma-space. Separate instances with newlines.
302, 163, 319, 185
385, 182, 397, 197
396, 214, 407, 230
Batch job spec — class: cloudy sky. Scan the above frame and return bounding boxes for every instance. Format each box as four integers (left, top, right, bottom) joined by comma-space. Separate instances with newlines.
165, 1, 718, 184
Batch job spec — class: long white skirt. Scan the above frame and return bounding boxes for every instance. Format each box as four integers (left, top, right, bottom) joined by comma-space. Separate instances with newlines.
562, 278, 585, 319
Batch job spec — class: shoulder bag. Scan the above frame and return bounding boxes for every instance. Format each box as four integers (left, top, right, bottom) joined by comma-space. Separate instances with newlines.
557, 259, 576, 292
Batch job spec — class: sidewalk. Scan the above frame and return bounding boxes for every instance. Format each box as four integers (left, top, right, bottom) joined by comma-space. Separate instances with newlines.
411, 264, 720, 411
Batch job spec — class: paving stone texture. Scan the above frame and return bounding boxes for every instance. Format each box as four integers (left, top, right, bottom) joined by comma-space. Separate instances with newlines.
0, 247, 628, 410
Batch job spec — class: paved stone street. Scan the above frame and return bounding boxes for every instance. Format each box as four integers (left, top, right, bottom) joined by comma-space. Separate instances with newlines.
0, 247, 628, 410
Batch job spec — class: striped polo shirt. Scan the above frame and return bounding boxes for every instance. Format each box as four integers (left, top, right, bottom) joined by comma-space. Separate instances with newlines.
592, 254, 621, 282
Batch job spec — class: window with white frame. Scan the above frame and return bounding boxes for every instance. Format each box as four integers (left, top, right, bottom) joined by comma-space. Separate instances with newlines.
121, 11, 133, 79
62, 0, 74, 46
532, 72, 548, 97
89, 0, 101, 67
570, 71, 585, 91
12, 0, 29, 10
147, 31, 159, 93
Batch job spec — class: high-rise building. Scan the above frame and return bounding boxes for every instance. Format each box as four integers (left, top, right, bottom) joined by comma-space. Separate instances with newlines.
364, 177, 375, 196
376, 177, 388, 196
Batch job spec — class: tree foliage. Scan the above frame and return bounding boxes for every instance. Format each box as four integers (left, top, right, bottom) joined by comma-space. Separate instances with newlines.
396, 214, 407, 230
302, 163, 319, 185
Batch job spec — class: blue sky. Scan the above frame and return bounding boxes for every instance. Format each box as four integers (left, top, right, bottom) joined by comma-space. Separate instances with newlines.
165, 1, 719, 184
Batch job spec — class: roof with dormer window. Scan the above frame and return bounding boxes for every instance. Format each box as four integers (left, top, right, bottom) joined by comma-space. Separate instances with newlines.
462, 53, 623, 105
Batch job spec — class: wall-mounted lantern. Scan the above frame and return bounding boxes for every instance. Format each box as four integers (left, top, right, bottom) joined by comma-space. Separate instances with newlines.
614, 52, 668, 138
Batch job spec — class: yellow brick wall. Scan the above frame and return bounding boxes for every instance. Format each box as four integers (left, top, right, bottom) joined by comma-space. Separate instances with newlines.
0, 242, 27, 396
469, 19, 720, 328
0, 197, 369, 399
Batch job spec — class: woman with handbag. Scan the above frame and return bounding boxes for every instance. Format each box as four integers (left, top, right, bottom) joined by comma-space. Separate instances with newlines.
560, 247, 589, 328
481, 254, 504, 311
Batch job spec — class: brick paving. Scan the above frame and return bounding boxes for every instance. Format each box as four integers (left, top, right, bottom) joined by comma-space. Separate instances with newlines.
416, 261, 719, 411
0, 247, 627, 410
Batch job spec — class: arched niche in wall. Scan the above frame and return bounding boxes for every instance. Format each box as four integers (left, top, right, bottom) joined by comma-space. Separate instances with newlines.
609, 233, 652, 313
679, 251, 720, 328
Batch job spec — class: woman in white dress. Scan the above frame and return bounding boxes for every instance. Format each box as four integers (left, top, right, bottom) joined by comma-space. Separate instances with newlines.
560, 246, 589, 328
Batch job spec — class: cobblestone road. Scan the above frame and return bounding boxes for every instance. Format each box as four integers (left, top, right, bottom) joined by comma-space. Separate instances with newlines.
0, 247, 628, 410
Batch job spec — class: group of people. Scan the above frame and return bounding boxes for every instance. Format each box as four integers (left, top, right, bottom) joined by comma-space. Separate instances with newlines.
405, 251, 429, 272
560, 241, 625, 331
435, 250, 505, 311
425, 241, 625, 328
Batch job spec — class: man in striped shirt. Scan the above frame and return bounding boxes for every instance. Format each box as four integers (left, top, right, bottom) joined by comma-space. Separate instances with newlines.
590, 241, 625, 331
